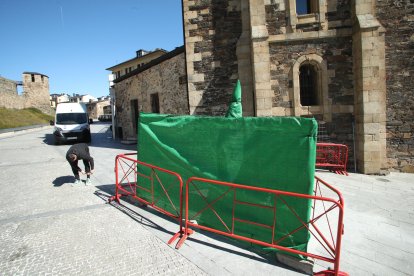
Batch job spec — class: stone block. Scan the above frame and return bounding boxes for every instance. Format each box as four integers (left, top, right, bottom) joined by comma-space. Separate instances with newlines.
255, 89, 273, 98
276, 253, 314, 275
256, 97, 272, 110
189, 91, 204, 106
363, 102, 383, 114
184, 10, 198, 20
186, 36, 203, 43
360, 160, 381, 174
402, 165, 414, 173
188, 74, 204, 83
256, 109, 272, 117
272, 107, 286, 116
403, 133, 412, 139
200, 8, 209, 15
255, 81, 272, 90
251, 25, 269, 39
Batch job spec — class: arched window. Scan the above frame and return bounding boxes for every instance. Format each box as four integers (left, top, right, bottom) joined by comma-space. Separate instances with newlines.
299, 63, 319, 106
291, 54, 329, 120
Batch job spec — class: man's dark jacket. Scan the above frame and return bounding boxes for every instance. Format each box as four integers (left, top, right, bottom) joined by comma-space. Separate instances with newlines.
66, 143, 94, 172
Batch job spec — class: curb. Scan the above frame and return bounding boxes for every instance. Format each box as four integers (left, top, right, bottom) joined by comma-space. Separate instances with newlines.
0, 124, 52, 138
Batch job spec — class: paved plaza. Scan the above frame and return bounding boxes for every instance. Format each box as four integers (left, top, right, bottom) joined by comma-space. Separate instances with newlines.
0, 123, 413, 275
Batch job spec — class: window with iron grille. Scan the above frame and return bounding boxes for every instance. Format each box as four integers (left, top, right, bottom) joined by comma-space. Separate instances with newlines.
299, 64, 318, 106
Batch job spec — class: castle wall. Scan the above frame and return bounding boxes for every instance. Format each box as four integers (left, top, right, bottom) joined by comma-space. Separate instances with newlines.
0, 76, 25, 109
0, 73, 52, 114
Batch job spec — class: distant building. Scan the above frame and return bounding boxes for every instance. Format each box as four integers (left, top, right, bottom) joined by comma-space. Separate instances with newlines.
69, 93, 97, 103
86, 99, 110, 120
50, 93, 70, 108
106, 48, 168, 85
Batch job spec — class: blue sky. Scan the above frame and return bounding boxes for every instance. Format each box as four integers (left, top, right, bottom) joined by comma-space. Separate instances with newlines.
0, 0, 183, 98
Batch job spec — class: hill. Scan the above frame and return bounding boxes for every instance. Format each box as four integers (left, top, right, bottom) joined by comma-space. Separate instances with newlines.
0, 107, 54, 129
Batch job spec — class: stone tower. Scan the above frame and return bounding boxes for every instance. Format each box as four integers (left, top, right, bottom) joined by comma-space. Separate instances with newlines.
22, 72, 52, 114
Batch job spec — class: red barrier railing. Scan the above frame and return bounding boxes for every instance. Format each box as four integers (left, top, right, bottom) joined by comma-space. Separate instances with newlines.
316, 143, 349, 175
109, 152, 184, 235
169, 176, 347, 276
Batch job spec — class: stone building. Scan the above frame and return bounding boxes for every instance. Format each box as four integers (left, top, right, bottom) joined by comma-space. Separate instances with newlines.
108, 1, 412, 174
181, 0, 413, 174
108, 46, 187, 140
107, 48, 168, 82
0, 72, 52, 114
86, 99, 111, 120
50, 93, 70, 108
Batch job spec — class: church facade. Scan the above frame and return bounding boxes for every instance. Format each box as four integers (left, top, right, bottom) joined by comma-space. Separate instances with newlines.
182, 0, 413, 174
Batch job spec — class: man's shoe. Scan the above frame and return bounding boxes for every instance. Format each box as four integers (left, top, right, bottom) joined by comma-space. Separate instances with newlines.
85, 178, 92, 186
72, 179, 82, 187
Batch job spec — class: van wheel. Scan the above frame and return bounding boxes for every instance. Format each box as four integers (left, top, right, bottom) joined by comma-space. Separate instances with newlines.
85, 133, 91, 143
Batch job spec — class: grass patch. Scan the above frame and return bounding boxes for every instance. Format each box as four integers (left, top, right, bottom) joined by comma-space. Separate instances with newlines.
0, 107, 54, 129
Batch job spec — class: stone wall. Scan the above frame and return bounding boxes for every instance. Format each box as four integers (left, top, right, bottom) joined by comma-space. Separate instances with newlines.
269, 37, 354, 108
377, 0, 414, 173
87, 100, 110, 120
180, 0, 410, 173
0, 73, 52, 114
0, 76, 24, 109
114, 51, 187, 139
184, 0, 242, 115
0, 77, 18, 95
268, 37, 356, 169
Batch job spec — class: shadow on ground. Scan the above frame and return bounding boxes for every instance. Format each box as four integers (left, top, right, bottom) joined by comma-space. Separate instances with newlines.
53, 175, 75, 187
94, 184, 298, 273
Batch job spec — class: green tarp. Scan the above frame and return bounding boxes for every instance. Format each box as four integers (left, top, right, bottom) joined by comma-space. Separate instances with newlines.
225, 80, 242, 118
137, 113, 317, 254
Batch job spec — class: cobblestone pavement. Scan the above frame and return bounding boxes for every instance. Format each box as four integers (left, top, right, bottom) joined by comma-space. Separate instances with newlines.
0, 124, 207, 275
1, 123, 413, 275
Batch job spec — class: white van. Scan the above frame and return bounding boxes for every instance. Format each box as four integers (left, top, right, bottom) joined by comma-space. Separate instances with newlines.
53, 102, 91, 144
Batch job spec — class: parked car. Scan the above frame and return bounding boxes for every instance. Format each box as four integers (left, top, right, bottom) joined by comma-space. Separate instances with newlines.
98, 114, 112, 122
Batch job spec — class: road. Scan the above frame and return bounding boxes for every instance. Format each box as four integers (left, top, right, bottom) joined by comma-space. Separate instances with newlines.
0, 123, 207, 275
0, 123, 299, 275
0, 122, 413, 275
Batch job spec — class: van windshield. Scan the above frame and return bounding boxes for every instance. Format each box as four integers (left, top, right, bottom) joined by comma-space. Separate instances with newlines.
56, 113, 87, 124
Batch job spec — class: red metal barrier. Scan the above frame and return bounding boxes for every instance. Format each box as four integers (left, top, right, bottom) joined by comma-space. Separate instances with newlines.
170, 176, 347, 276
109, 152, 184, 235
316, 143, 349, 175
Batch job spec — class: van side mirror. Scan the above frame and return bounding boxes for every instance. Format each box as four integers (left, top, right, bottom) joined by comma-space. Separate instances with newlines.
49, 120, 54, 126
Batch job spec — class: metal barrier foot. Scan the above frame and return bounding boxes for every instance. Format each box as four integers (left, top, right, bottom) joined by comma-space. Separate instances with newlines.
108, 194, 127, 204
175, 235, 188, 249
108, 195, 119, 203
169, 228, 194, 249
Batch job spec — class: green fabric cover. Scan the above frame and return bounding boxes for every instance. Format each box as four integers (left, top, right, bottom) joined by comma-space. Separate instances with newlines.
225, 80, 242, 118
137, 113, 317, 254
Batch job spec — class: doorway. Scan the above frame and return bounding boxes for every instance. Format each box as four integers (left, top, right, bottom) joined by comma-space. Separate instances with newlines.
131, 99, 139, 137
